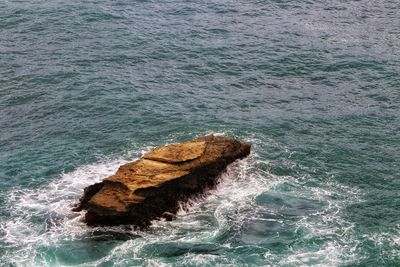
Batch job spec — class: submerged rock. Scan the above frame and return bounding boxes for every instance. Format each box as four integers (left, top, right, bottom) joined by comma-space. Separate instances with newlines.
73, 135, 251, 227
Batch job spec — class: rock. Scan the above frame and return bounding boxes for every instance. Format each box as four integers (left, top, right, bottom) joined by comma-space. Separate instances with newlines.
73, 135, 251, 227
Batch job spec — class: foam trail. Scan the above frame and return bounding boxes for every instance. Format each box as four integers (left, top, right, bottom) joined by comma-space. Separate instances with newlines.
134, 151, 360, 266
0, 138, 364, 266
0, 157, 133, 265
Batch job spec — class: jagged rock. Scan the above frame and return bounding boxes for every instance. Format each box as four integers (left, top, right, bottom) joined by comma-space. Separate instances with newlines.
73, 135, 251, 227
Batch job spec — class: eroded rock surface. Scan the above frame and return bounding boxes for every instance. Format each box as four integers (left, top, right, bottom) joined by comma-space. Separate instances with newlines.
73, 135, 251, 226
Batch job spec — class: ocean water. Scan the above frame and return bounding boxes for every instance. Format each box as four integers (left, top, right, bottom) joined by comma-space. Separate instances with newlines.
1, 0, 399, 266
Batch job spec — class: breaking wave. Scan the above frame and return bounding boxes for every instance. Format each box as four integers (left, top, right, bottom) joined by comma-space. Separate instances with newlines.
0, 139, 370, 266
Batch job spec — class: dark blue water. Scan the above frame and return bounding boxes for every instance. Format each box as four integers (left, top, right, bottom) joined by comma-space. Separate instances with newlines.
1, 0, 399, 266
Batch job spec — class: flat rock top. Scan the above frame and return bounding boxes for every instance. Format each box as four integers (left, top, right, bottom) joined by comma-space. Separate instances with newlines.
105, 159, 189, 191
84, 135, 251, 215
143, 141, 206, 163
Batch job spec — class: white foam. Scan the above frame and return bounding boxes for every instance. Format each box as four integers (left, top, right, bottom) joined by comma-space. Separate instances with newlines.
365, 224, 400, 259
0, 156, 134, 265
272, 176, 364, 266
0, 140, 364, 266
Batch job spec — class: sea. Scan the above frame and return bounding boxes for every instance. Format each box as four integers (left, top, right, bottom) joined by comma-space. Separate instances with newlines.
0, 0, 399, 266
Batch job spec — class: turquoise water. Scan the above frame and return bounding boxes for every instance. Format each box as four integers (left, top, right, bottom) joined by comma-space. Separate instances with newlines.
1, 0, 399, 266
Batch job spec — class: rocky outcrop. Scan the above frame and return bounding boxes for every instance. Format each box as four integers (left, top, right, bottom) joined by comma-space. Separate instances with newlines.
73, 135, 251, 227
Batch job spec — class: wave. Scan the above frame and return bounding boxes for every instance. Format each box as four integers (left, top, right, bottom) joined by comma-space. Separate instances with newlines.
0, 138, 371, 266
0, 156, 132, 265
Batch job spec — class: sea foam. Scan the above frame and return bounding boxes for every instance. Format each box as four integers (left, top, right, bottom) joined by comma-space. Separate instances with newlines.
0, 139, 366, 266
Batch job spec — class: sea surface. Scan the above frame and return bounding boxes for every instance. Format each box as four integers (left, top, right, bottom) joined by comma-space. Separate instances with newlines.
1, 0, 399, 266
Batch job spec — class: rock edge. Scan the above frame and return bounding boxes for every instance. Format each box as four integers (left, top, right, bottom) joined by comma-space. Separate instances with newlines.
73, 135, 251, 227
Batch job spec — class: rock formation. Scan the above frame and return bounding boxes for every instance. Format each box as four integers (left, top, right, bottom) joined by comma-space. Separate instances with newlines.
73, 135, 251, 227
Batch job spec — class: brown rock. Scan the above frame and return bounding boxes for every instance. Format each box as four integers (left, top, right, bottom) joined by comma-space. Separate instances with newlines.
73, 135, 251, 227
